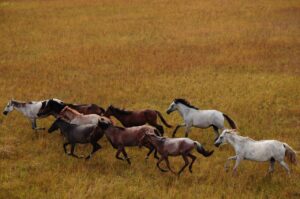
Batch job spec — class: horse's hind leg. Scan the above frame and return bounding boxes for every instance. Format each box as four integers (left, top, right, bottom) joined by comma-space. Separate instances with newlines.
145, 146, 154, 160
63, 142, 70, 154
86, 142, 102, 160
178, 155, 189, 176
279, 161, 290, 176
69, 143, 83, 159
268, 158, 275, 174
187, 153, 196, 173
212, 125, 220, 141
115, 147, 124, 161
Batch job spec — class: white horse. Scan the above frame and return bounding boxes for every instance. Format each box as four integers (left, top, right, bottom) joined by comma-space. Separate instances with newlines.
166, 98, 237, 140
214, 129, 297, 176
2, 99, 63, 130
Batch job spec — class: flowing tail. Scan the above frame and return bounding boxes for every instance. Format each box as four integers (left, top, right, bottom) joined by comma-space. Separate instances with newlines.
194, 141, 214, 157
284, 143, 297, 165
155, 111, 172, 128
223, 113, 237, 129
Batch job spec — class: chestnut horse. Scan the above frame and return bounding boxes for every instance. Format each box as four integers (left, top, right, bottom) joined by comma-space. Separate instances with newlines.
140, 132, 214, 176
98, 120, 161, 164
59, 106, 110, 125
105, 105, 172, 135
37, 99, 105, 118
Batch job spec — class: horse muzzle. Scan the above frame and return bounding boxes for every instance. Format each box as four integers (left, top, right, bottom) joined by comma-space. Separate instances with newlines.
214, 142, 221, 147
166, 110, 172, 114
3, 111, 8, 115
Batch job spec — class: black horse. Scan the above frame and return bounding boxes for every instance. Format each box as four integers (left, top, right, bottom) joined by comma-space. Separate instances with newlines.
48, 117, 111, 159
38, 99, 105, 118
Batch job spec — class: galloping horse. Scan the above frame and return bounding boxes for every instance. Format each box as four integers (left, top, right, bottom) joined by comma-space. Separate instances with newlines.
167, 98, 237, 140
3, 99, 62, 130
59, 106, 111, 125
37, 99, 105, 118
105, 105, 172, 135
97, 120, 161, 164
48, 117, 112, 159
214, 129, 297, 176
140, 132, 214, 176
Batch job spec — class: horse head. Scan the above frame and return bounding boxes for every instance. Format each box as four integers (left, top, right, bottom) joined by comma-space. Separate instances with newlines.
37, 99, 65, 117
97, 116, 113, 129
3, 100, 14, 115
214, 129, 236, 147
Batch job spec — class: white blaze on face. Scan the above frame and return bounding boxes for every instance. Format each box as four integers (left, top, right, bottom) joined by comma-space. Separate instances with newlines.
167, 102, 176, 113
3, 101, 14, 114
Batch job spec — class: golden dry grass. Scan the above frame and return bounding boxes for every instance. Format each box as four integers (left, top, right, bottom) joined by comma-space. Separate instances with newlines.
0, 0, 300, 198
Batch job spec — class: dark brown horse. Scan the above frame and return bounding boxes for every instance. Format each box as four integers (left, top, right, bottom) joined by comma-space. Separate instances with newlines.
105, 105, 172, 135
98, 120, 161, 164
140, 132, 214, 176
48, 117, 111, 159
37, 99, 105, 118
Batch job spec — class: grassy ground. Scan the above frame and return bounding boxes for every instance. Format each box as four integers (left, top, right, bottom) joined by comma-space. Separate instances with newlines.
0, 0, 299, 198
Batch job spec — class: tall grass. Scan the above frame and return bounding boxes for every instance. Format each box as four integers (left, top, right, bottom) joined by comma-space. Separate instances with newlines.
0, 0, 299, 198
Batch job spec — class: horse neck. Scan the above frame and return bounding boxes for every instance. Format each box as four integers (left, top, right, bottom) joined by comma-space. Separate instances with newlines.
12, 102, 28, 115
177, 104, 194, 117
149, 137, 163, 150
226, 134, 246, 152
63, 111, 77, 120
111, 111, 127, 121
103, 126, 118, 139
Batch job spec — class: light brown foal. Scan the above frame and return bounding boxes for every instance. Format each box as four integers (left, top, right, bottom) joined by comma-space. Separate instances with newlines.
141, 132, 214, 176
59, 106, 110, 125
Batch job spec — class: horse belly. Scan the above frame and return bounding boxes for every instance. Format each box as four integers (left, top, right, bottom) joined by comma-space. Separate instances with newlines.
244, 144, 276, 162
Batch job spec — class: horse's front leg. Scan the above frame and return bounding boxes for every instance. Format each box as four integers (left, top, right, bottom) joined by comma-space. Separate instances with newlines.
232, 156, 243, 176
121, 148, 131, 165
31, 118, 37, 130
156, 156, 168, 172
184, 125, 192, 138
68, 143, 84, 159
224, 155, 237, 172
172, 123, 185, 138
31, 118, 45, 131
86, 142, 102, 160
165, 157, 176, 174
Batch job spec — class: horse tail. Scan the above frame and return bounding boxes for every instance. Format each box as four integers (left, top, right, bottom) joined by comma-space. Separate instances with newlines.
194, 141, 214, 157
223, 113, 237, 129
155, 111, 172, 128
283, 143, 297, 165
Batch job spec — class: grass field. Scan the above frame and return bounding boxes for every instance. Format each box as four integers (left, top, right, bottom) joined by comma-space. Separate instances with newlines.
0, 0, 300, 198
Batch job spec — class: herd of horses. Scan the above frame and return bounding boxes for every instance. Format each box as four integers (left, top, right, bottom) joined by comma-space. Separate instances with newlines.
2, 98, 297, 176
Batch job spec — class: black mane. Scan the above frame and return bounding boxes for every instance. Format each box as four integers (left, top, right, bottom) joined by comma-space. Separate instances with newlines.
174, 98, 199, 110
111, 106, 133, 115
